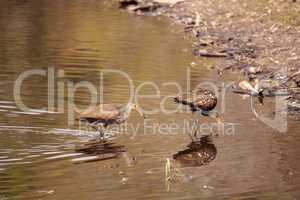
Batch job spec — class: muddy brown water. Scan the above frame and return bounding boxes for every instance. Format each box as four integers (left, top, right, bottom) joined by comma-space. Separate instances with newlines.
0, 1, 299, 199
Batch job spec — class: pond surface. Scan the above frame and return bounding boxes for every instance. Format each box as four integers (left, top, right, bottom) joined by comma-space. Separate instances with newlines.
0, 0, 299, 199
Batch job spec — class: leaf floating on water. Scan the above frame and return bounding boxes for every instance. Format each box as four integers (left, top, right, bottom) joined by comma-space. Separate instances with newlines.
46, 153, 83, 160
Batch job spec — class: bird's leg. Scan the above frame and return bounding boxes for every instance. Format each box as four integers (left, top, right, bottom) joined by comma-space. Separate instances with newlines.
202, 110, 223, 135
86, 121, 95, 131
87, 122, 106, 141
96, 124, 107, 141
189, 112, 199, 141
192, 120, 200, 140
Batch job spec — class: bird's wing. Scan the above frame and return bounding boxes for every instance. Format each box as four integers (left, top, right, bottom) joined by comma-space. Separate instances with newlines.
79, 104, 121, 121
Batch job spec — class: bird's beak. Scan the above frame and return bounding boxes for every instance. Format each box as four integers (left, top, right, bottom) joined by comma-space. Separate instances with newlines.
135, 105, 146, 119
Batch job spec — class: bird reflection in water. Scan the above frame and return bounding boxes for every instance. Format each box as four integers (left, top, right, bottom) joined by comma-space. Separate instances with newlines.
173, 135, 217, 167
72, 139, 127, 164
76, 139, 126, 155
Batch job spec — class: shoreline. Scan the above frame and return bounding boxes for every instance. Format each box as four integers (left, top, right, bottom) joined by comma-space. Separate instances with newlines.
119, 0, 300, 115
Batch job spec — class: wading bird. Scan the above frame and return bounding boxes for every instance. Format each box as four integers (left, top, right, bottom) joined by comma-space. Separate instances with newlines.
79, 103, 145, 140
174, 88, 220, 140
174, 88, 218, 116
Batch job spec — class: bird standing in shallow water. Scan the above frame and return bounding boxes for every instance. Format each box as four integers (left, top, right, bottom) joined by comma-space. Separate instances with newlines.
79, 103, 145, 140
174, 88, 220, 140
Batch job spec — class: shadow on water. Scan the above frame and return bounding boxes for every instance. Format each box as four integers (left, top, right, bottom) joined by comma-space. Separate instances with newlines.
173, 136, 217, 167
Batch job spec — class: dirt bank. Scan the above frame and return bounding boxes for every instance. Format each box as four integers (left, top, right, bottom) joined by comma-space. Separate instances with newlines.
119, 0, 300, 115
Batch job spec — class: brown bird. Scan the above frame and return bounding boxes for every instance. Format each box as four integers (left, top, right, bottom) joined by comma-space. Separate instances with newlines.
174, 89, 219, 140
174, 88, 217, 115
79, 103, 145, 140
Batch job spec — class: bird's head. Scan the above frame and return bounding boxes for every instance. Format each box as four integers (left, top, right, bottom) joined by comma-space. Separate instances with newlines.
127, 103, 146, 119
